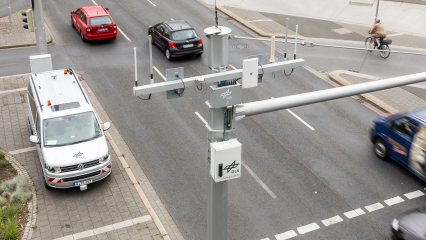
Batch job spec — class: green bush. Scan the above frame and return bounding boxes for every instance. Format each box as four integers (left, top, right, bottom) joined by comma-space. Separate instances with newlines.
0, 197, 6, 207
1, 176, 29, 193
0, 217, 19, 240
10, 191, 31, 203
0, 151, 4, 159
0, 160, 11, 168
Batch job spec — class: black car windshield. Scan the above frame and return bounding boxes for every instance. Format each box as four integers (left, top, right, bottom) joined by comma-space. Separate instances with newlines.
172, 30, 197, 41
90, 16, 113, 26
43, 112, 102, 146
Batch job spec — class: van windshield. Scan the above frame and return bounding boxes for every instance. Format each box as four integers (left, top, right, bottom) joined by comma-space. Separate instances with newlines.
43, 112, 102, 146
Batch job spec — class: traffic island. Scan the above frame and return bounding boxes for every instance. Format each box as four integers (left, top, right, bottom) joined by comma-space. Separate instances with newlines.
0, 149, 37, 240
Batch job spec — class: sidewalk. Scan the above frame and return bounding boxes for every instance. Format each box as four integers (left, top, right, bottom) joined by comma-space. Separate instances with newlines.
206, 0, 426, 36
0, 10, 52, 49
219, 5, 426, 50
329, 70, 426, 113
0, 74, 184, 240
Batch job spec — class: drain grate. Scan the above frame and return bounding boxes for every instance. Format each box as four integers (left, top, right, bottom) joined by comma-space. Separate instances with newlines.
232, 44, 249, 50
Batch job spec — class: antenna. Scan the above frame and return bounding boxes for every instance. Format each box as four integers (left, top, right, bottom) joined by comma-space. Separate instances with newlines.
215, 0, 218, 27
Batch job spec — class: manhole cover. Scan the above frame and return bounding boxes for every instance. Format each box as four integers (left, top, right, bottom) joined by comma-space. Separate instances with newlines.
265, 55, 283, 62
232, 44, 248, 50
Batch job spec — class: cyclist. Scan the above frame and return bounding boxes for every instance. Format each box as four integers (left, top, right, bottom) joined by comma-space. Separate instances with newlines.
369, 19, 386, 47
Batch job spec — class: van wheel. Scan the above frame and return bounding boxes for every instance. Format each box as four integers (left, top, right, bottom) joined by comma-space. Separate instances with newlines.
374, 138, 388, 160
44, 180, 53, 190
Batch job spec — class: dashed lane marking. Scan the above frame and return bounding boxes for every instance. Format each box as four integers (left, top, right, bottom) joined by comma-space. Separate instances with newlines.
91, 0, 131, 42
247, 19, 273, 23
365, 202, 384, 212
404, 190, 425, 199
286, 109, 315, 130
321, 215, 343, 226
343, 208, 365, 219
195, 112, 207, 125
384, 196, 405, 206
242, 162, 277, 199
275, 230, 298, 240
297, 222, 320, 234
147, 0, 156, 6
153, 66, 166, 81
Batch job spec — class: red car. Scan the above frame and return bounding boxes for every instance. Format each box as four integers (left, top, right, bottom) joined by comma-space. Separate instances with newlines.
71, 5, 117, 42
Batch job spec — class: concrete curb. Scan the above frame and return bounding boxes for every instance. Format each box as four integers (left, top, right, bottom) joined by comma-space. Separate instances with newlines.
2, 150, 37, 240
328, 70, 399, 114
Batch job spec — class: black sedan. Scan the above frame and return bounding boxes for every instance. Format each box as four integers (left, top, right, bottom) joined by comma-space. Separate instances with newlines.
148, 20, 203, 60
392, 206, 426, 240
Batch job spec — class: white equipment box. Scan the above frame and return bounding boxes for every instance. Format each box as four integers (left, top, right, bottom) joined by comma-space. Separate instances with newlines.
242, 58, 258, 89
30, 54, 53, 74
210, 138, 242, 182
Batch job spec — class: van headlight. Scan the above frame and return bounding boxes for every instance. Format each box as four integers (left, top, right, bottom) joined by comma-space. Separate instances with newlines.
392, 218, 399, 231
99, 153, 109, 163
45, 164, 61, 173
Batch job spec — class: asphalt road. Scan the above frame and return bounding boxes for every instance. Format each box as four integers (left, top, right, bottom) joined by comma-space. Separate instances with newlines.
1, 0, 426, 239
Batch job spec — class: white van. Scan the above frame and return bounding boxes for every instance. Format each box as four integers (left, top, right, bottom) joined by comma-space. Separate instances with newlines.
27, 69, 111, 190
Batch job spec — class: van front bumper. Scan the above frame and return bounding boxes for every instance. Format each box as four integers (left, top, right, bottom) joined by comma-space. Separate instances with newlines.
44, 157, 112, 189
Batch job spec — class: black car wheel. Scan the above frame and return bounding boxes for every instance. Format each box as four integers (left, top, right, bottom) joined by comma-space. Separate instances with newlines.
81, 31, 86, 42
374, 138, 388, 160
71, 18, 75, 28
165, 48, 172, 61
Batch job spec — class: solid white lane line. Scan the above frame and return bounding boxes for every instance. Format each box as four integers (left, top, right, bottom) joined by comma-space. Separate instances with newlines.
365, 202, 384, 212
0, 87, 27, 95
286, 109, 315, 130
343, 208, 365, 219
193, 112, 276, 199
297, 223, 320, 234
384, 196, 405, 206
247, 19, 273, 23
386, 33, 405, 37
195, 112, 207, 125
90, 0, 132, 42
117, 27, 131, 42
229, 64, 237, 70
321, 215, 343, 227
275, 230, 298, 240
147, 0, 156, 6
242, 162, 277, 199
153, 66, 166, 81
404, 190, 425, 199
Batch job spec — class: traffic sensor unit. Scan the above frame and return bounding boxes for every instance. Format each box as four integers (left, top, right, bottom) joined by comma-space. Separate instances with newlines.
210, 138, 242, 182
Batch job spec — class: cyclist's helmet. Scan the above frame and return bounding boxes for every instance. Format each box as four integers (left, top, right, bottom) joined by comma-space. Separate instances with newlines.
376, 18, 380, 23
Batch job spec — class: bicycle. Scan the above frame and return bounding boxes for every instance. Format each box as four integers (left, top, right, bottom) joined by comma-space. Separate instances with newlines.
365, 36, 392, 59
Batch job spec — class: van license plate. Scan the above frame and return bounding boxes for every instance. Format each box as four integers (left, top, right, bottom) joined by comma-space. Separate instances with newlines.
74, 179, 92, 187
182, 44, 193, 48
97, 28, 108, 32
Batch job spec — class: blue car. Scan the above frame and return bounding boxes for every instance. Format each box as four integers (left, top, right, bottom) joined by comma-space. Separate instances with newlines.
371, 108, 426, 182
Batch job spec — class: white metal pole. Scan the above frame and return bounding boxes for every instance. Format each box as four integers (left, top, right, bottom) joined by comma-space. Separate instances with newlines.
294, 25, 298, 59
7, 0, 12, 23
270, 36, 276, 63
134, 47, 137, 86
149, 35, 154, 84
375, 0, 380, 24
33, 0, 48, 54
284, 18, 289, 61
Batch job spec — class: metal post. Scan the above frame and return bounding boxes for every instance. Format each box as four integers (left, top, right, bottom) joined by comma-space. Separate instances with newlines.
375, 0, 380, 24
284, 18, 289, 61
7, 0, 12, 23
33, 0, 48, 54
270, 36, 276, 63
294, 25, 298, 59
149, 35, 154, 84
204, 25, 232, 240
134, 47, 137, 86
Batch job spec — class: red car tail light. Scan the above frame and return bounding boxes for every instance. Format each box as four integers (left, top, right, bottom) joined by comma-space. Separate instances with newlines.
198, 38, 203, 47
168, 41, 177, 49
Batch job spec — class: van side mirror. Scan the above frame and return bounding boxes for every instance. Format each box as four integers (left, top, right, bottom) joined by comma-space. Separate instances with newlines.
30, 135, 39, 143
103, 122, 111, 131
